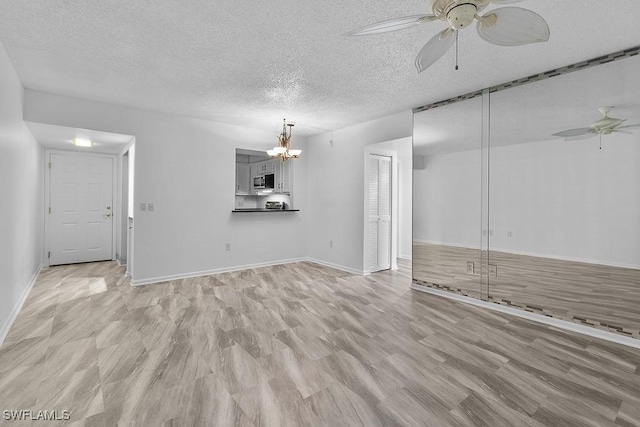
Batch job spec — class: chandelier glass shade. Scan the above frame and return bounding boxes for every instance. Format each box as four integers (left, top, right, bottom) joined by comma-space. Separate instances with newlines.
267, 119, 301, 160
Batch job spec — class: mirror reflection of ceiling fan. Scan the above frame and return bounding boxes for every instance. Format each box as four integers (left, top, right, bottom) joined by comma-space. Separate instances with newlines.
344, 0, 550, 73
553, 106, 640, 148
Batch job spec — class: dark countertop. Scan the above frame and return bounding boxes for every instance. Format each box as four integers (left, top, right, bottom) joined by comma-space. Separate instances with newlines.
232, 208, 300, 213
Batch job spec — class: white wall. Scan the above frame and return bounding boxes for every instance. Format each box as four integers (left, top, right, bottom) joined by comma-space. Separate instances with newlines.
413, 150, 481, 249
489, 136, 640, 268
24, 90, 309, 284
306, 111, 412, 273
413, 136, 640, 268
369, 137, 413, 260
0, 42, 43, 343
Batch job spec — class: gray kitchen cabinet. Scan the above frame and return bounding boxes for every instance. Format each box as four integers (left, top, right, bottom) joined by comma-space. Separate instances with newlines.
275, 160, 291, 193
254, 160, 276, 175
236, 163, 250, 195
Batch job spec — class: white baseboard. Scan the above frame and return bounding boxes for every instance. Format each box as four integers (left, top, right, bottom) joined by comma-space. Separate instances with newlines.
414, 239, 480, 250
306, 258, 364, 276
0, 264, 43, 346
130, 257, 364, 286
488, 246, 640, 271
414, 240, 640, 270
411, 283, 640, 350
116, 259, 127, 267
130, 258, 308, 286
399, 254, 412, 260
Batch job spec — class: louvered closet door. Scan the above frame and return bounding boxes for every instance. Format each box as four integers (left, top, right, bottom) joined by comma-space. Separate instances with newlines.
368, 154, 391, 272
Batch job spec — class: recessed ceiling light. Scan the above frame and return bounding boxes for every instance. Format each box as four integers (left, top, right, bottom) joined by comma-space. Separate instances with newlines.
72, 138, 93, 147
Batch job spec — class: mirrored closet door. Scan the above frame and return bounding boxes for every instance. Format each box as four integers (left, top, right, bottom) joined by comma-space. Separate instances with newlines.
413, 49, 640, 339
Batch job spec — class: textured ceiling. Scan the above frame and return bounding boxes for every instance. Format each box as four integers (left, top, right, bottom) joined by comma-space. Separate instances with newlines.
1, 1, 640, 135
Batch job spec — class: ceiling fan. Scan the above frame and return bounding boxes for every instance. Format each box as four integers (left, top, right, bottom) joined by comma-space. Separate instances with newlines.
553, 106, 640, 148
344, 0, 550, 73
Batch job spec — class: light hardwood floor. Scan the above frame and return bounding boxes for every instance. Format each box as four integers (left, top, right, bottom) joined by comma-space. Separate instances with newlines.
413, 243, 640, 339
1, 260, 639, 426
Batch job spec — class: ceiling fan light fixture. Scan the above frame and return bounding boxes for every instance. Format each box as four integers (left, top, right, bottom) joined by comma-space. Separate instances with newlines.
446, 3, 478, 29
345, 0, 551, 73
554, 105, 640, 143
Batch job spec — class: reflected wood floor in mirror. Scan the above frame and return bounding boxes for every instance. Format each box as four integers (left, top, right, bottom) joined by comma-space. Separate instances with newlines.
413, 242, 640, 339
1, 259, 639, 425
413, 243, 484, 299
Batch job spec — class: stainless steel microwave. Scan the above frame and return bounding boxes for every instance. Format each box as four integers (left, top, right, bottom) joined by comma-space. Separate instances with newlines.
253, 173, 274, 190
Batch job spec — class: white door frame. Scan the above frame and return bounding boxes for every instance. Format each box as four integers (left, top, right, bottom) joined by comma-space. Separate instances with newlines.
363, 147, 399, 275
123, 141, 135, 279
43, 149, 119, 266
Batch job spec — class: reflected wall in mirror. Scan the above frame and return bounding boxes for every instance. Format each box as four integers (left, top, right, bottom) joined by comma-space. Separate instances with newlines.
235, 148, 294, 209
487, 54, 640, 337
413, 51, 640, 339
413, 96, 484, 299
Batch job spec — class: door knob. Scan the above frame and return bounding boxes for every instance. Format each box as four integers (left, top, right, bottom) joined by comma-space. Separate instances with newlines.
106, 206, 111, 210
105, 213, 112, 218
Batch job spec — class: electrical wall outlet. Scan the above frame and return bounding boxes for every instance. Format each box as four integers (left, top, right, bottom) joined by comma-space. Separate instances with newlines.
147, 203, 154, 212
489, 264, 498, 277
225, 243, 231, 251
140, 203, 147, 211
466, 262, 474, 273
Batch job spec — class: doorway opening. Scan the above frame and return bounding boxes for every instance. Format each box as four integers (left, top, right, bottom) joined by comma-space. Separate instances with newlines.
31, 122, 135, 268
363, 137, 413, 275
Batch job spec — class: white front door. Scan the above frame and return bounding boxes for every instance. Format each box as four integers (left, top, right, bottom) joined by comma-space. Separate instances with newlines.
49, 152, 114, 265
367, 154, 392, 272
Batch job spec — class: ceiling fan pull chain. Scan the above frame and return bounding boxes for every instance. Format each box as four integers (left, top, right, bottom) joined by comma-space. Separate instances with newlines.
455, 30, 459, 70
599, 133, 602, 150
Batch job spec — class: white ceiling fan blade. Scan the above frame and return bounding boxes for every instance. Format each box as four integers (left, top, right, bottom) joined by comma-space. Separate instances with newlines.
476, 7, 550, 46
613, 130, 633, 135
553, 128, 593, 138
564, 133, 598, 141
344, 15, 438, 36
415, 28, 455, 73
619, 123, 640, 129
476, 0, 525, 7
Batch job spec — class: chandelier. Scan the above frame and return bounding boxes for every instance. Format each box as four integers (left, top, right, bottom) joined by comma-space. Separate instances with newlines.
266, 119, 301, 160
